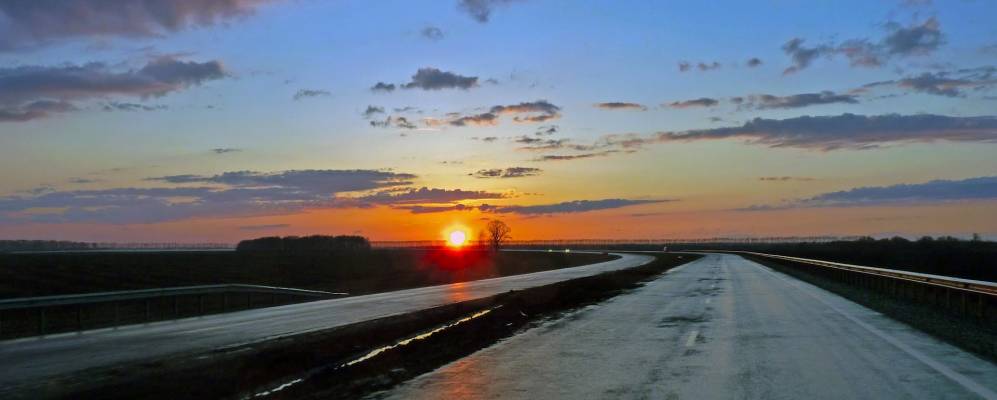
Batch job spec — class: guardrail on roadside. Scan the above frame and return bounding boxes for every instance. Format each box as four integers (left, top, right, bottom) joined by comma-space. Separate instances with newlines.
0, 284, 346, 339
713, 250, 996, 319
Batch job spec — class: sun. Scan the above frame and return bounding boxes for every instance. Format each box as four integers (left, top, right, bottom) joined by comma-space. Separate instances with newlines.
447, 230, 468, 247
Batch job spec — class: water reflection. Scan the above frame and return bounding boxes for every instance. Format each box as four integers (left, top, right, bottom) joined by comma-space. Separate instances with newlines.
344, 307, 495, 367
248, 306, 500, 399
446, 281, 473, 303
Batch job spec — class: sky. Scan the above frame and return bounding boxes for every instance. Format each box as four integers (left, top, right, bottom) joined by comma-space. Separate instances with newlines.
1, 0, 996, 243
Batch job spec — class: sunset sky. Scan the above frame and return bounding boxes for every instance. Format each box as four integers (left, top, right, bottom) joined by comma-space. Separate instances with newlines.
1, 0, 997, 243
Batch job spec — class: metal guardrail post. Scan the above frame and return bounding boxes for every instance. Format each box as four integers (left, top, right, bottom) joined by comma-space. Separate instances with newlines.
38, 308, 45, 336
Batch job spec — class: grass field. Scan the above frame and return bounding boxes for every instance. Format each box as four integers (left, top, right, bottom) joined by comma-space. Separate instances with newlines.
0, 249, 615, 299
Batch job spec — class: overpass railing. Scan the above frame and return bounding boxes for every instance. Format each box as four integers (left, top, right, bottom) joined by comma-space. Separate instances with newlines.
718, 251, 996, 320
0, 284, 346, 339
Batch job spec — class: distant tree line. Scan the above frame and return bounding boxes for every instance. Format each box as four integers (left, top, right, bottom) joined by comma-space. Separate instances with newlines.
0, 240, 96, 253
235, 235, 371, 253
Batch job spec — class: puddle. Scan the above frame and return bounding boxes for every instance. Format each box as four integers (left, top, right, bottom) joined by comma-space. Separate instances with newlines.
246, 306, 500, 399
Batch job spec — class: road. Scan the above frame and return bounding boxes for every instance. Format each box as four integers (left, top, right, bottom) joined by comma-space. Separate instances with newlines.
0, 252, 655, 390
376, 253, 997, 400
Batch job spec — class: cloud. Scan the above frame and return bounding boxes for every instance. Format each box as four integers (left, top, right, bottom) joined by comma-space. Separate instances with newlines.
698, 62, 721, 71
363, 105, 385, 118
515, 137, 571, 150
782, 18, 944, 74
211, 148, 241, 154
395, 204, 475, 214
758, 176, 816, 182
668, 98, 719, 108
746, 176, 997, 210
493, 100, 561, 123
806, 176, 997, 206
514, 113, 558, 123
394, 106, 421, 113
370, 82, 396, 92
861, 67, 997, 97
101, 102, 167, 112
536, 125, 558, 135
483, 198, 669, 215
356, 187, 507, 205
658, 113, 997, 151
0, 56, 226, 122
740, 91, 859, 109
450, 113, 498, 127
448, 100, 560, 127
0, 169, 423, 223
595, 102, 647, 111
883, 17, 944, 56
239, 224, 291, 231
0, 0, 276, 51
402, 67, 478, 90
370, 115, 417, 129
532, 151, 619, 161
746, 58, 763, 67
781, 38, 834, 74
421, 26, 444, 41
396, 198, 672, 215
293, 89, 330, 100
0, 100, 77, 122
471, 167, 542, 178
491, 100, 560, 116
517, 132, 655, 160
457, 0, 520, 23
149, 169, 414, 188
678, 61, 721, 72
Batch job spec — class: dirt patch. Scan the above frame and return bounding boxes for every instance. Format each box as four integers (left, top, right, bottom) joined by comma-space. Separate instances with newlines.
657, 314, 709, 327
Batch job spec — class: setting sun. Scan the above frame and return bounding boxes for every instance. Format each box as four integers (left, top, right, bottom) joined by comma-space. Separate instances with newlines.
447, 230, 468, 247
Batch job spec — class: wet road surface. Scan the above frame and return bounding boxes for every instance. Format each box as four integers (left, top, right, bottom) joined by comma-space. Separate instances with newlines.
0, 252, 654, 390
376, 253, 997, 400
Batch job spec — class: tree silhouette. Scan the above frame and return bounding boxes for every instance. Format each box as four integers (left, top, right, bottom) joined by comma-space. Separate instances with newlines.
485, 220, 512, 251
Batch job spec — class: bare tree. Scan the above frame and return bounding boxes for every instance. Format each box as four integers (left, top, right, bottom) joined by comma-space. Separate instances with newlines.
485, 220, 512, 251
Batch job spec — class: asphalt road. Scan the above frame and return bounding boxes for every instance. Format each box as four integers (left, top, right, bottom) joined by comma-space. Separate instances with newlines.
376, 253, 997, 400
0, 252, 655, 390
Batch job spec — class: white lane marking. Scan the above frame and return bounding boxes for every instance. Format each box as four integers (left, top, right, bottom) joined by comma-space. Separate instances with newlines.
705, 298, 711, 305
685, 330, 699, 347
748, 260, 997, 400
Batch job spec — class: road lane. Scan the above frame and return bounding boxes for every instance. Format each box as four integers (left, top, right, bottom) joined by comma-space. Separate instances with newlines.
0, 252, 655, 390
375, 253, 997, 400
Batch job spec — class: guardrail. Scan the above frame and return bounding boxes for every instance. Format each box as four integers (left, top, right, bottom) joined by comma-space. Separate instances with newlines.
716, 251, 995, 320
0, 284, 346, 339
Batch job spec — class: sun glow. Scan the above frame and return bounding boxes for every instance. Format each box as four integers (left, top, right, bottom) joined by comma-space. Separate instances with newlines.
447, 230, 468, 247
